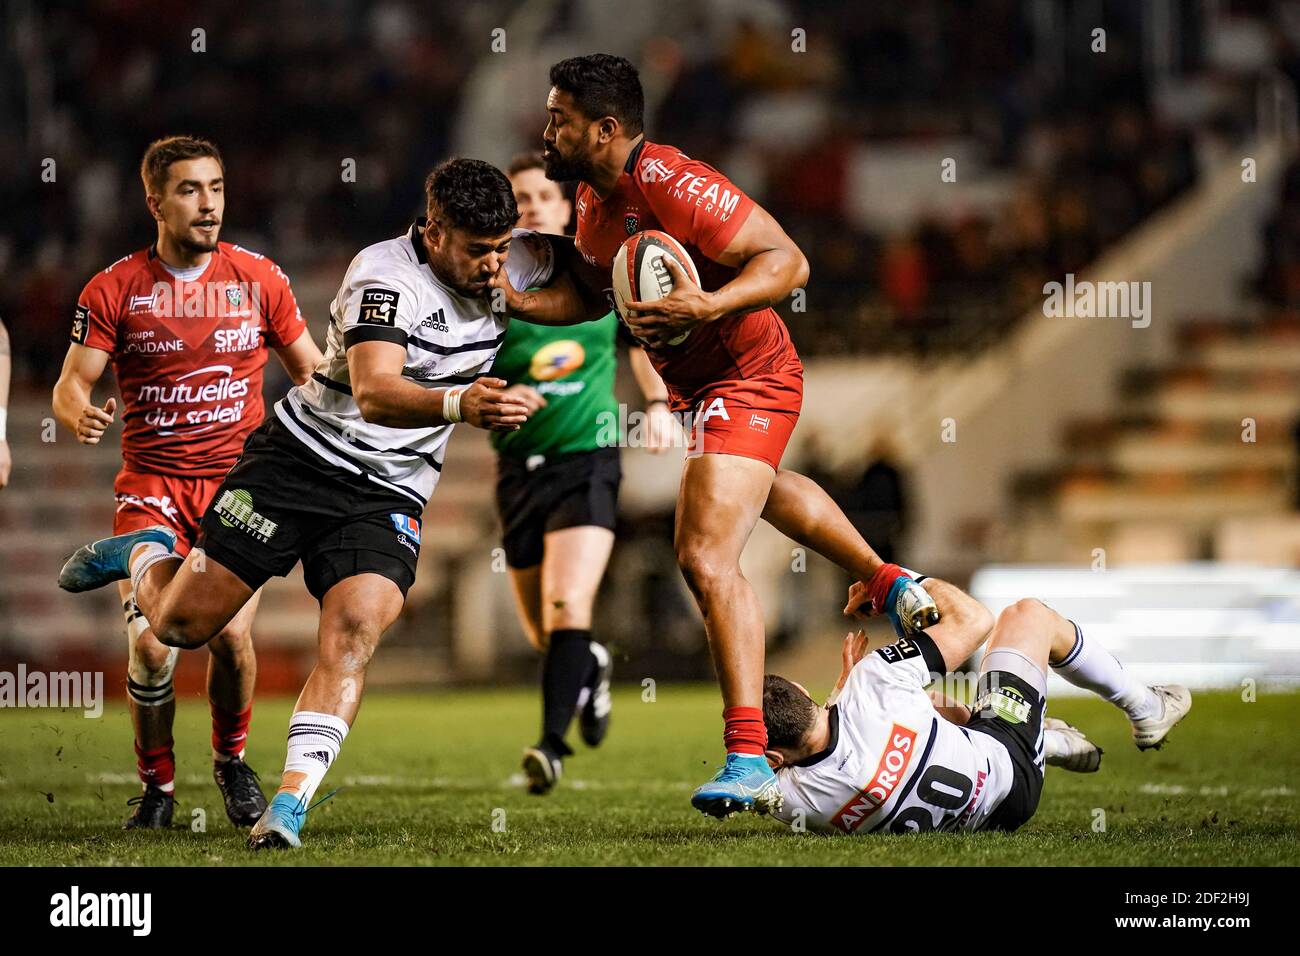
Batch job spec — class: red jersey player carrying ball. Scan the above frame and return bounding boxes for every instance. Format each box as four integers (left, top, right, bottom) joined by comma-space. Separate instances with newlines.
52, 137, 322, 829
496, 55, 939, 818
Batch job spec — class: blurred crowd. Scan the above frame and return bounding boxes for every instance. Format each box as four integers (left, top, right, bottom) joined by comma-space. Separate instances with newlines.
1, 0, 1294, 387
0, 0, 479, 386
1258, 155, 1300, 306
648, 0, 1210, 354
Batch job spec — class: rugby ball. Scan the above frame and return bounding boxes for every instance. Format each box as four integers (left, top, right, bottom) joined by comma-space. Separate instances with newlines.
612, 230, 700, 346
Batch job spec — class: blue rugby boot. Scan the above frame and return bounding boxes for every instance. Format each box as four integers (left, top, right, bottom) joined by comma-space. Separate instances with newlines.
58, 524, 177, 593
885, 574, 940, 638
691, 753, 783, 818
247, 791, 306, 850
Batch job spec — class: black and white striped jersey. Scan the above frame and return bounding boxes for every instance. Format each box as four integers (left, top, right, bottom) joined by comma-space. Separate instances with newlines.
275, 221, 555, 506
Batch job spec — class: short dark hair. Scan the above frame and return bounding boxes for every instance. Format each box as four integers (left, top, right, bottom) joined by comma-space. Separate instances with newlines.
140, 136, 224, 195
763, 675, 819, 751
424, 158, 519, 236
548, 54, 644, 136
506, 151, 546, 177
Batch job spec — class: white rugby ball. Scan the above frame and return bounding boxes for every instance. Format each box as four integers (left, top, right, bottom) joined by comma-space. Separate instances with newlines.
611, 230, 699, 346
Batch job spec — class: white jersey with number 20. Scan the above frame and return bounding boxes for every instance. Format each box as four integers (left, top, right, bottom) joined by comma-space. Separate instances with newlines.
773, 639, 1017, 835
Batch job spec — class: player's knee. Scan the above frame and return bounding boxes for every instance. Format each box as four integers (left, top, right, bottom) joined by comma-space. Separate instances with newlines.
998, 598, 1049, 631
542, 589, 592, 632
153, 612, 215, 650
319, 614, 382, 673
674, 543, 734, 595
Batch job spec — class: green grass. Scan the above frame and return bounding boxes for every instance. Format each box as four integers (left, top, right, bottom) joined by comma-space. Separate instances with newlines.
0, 686, 1296, 866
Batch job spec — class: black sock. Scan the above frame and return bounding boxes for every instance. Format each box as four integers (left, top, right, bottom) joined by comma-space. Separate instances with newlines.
540, 628, 595, 754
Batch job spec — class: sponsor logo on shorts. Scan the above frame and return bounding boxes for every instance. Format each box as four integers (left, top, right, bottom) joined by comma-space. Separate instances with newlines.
832, 723, 918, 833
214, 489, 279, 542
115, 492, 180, 521
975, 685, 1032, 725
699, 397, 729, 422
358, 288, 400, 326
390, 513, 420, 555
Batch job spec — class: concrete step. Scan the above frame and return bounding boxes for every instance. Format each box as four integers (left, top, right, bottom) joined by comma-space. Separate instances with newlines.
1058, 483, 1289, 523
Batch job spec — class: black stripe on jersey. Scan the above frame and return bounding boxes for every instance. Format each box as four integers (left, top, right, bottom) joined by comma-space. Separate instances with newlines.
792, 706, 841, 768
298, 400, 443, 473
868, 716, 939, 834
313, 372, 352, 396
409, 220, 428, 263
276, 399, 429, 505
624, 139, 646, 174
405, 371, 490, 387
345, 326, 409, 349
407, 329, 506, 356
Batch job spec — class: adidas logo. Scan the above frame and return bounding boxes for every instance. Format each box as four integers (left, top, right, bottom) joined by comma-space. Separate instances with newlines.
304, 750, 331, 766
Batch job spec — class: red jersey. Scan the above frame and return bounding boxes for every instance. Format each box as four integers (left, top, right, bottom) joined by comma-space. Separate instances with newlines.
574, 139, 801, 409
73, 242, 307, 477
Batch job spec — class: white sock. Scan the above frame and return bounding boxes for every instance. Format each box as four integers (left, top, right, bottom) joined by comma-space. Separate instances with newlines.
1052, 622, 1159, 721
1043, 727, 1070, 759
281, 711, 349, 807
130, 541, 176, 598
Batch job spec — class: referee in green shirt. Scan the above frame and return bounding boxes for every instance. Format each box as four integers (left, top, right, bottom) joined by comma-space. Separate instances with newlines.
496, 153, 676, 793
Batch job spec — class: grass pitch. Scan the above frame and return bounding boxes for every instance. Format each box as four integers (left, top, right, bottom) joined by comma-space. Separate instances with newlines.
0, 685, 1296, 866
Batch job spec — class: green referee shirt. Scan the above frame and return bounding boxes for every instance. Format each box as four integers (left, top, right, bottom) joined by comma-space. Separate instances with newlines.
491, 311, 621, 461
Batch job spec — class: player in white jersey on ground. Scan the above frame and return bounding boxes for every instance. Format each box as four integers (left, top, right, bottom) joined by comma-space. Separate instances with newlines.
763, 576, 1192, 834
58, 158, 590, 849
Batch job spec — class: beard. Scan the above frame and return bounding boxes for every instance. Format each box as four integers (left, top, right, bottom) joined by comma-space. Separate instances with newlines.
542, 146, 593, 184
178, 231, 219, 254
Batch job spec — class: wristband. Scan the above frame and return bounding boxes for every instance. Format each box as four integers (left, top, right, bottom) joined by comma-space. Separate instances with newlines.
442, 386, 466, 424
0, 407, 7, 441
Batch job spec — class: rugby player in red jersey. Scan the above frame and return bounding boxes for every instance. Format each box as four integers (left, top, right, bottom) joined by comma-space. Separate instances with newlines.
495, 54, 940, 817
52, 136, 322, 829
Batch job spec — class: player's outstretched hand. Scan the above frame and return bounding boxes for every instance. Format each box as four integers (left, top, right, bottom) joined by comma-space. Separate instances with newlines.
625, 257, 717, 348
459, 378, 530, 432
829, 629, 869, 706
643, 402, 681, 454
843, 580, 877, 621
502, 383, 548, 415
76, 397, 116, 445
486, 264, 522, 315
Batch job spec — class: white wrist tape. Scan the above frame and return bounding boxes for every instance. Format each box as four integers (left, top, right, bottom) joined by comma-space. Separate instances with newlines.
442, 386, 466, 423
0, 407, 7, 441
